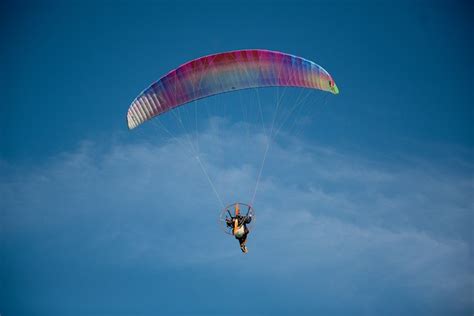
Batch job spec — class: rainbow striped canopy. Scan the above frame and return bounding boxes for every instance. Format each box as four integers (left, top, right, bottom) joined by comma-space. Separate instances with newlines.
127, 49, 339, 129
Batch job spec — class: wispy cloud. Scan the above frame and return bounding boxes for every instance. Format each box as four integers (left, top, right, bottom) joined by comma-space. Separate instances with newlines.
1, 119, 472, 314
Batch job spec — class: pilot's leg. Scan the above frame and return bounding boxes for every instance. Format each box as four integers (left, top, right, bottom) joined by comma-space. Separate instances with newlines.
238, 235, 248, 253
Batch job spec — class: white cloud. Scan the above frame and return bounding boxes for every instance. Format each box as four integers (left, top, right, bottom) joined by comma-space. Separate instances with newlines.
1, 118, 472, 312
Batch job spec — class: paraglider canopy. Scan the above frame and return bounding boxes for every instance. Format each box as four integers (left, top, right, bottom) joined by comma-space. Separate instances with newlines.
126, 49, 339, 129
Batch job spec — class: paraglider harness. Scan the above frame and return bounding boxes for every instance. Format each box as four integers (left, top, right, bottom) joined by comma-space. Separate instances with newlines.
225, 207, 252, 243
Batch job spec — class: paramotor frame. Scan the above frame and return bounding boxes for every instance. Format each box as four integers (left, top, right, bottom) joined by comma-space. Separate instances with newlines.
219, 202, 255, 235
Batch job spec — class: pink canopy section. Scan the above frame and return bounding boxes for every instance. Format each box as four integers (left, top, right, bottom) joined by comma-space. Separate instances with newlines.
127, 49, 339, 129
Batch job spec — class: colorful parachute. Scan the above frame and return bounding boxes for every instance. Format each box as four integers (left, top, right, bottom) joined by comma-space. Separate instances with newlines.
126, 49, 339, 129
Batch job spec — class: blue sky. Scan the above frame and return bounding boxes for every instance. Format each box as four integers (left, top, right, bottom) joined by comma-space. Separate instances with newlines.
1, 0, 473, 315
